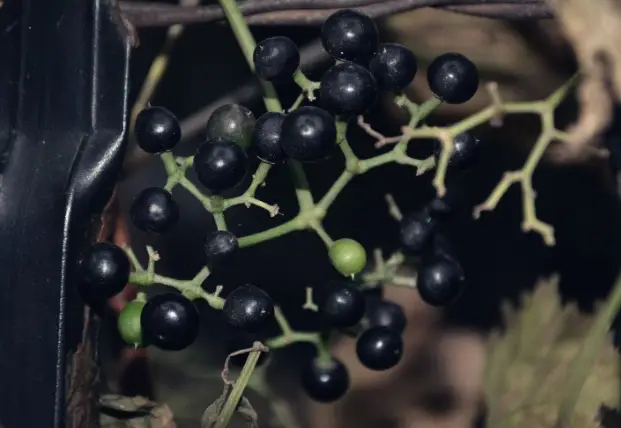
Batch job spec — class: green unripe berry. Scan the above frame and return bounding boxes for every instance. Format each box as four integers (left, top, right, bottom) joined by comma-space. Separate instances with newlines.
117, 300, 146, 347
329, 238, 367, 277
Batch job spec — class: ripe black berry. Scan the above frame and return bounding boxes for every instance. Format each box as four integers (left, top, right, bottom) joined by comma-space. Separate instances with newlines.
134, 106, 181, 154
227, 334, 270, 368
300, 356, 349, 403
253, 36, 300, 81
319, 62, 378, 116
369, 43, 418, 91
130, 187, 179, 233
77, 242, 130, 301
356, 326, 403, 371
434, 131, 480, 169
204, 230, 238, 266
321, 281, 366, 328
251, 112, 285, 164
281, 106, 337, 162
206, 104, 255, 150
427, 177, 464, 217
223, 285, 274, 331
417, 254, 466, 307
366, 300, 406, 334
193, 138, 248, 193
140, 293, 200, 351
321, 9, 378, 63
400, 210, 438, 255
427, 52, 479, 104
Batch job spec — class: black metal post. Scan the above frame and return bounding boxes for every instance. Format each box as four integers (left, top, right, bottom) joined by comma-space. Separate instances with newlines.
0, 0, 131, 426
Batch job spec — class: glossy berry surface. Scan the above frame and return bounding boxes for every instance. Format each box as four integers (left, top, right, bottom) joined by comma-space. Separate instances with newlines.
118, 300, 145, 347
134, 106, 181, 154
251, 112, 286, 164
366, 300, 406, 334
223, 285, 274, 331
206, 104, 255, 150
427, 52, 479, 104
369, 43, 418, 91
193, 138, 248, 193
227, 334, 271, 368
356, 326, 403, 371
204, 230, 239, 266
329, 238, 367, 277
78, 242, 130, 301
281, 106, 337, 162
321, 9, 378, 63
321, 281, 366, 328
253, 36, 300, 81
130, 187, 179, 233
140, 293, 200, 351
434, 131, 480, 169
417, 254, 466, 307
300, 357, 349, 403
399, 210, 438, 255
319, 62, 378, 116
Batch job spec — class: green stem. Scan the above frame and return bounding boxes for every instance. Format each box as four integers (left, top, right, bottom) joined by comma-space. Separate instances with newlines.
287, 160, 314, 212
213, 211, 228, 231
293, 70, 320, 100
411, 96, 443, 128
217, 0, 281, 112
237, 218, 302, 247
316, 170, 354, 213
214, 344, 264, 428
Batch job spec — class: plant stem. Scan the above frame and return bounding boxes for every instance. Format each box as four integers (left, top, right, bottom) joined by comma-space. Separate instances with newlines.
213, 211, 228, 231
287, 160, 314, 211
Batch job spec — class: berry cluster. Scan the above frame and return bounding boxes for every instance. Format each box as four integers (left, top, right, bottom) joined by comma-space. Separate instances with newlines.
76, 7, 484, 406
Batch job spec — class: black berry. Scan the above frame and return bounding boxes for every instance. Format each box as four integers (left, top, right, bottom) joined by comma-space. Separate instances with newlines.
300, 356, 349, 403
130, 187, 179, 233
356, 326, 403, 371
400, 210, 438, 255
427, 52, 479, 104
427, 177, 464, 217
319, 62, 378, 116
281, 106, 337, 162
223, 285, 274, 331
369, 43, 417, 91
417, 254, 466, 307
134, 106, 181, 154
253, 36, 300, 81
140, 293, 200, 351
321, 281, 366, 328
366, 300, 406, 334
204, 230, 239, 266
206, 104, 255, 150
77, 242, 130, 301
251, 112, 285, 164
193, 138, 248, 193
434, 131, 480, 169
227, 334, 271, 368
321, 9, 378, 63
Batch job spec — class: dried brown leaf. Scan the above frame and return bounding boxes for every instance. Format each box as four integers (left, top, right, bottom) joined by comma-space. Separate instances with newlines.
99, 394, 176, 428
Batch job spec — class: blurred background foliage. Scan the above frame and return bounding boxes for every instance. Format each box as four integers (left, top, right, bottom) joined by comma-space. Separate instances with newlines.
103, 3, 621, 427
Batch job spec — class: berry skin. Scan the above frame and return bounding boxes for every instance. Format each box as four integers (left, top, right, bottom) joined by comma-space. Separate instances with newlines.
301, 356, 349, 403
227, 334, 271, 368
321, 281, 366, 328
117, 300, 146, 347
206, 104, 255, 150
253, 36, 300, 81
366, 300, 406, 334
319, 62, 378, 116
434, 131, 480, 169
223, 285, 274, 331
356, 326, 403, 371
140, 293, 200, 351
281, 106, 337, 162
399, 210, 438, 255
134, 106, 181, 154
369, 43, 418, 91
130, 187, 179, 233
193, 138, 248, 193
417, 254, 466, 307
77, 242, 130, 301
204, 230, 239, 266
251, 112, 286, 164
427, 52, 479, 104
329, 238, 367, 277
321, 9, 378, 63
